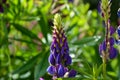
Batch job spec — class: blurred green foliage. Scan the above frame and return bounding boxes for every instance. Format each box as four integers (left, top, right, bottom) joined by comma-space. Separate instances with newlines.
0, 0, 120, 80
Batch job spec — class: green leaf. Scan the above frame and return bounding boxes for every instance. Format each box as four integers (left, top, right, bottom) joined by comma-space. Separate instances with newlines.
19, 17, 40, 21
34, 50, 49, 80
38, 11, 48, 42
77, 68, 92, 78
12, 52, 42, 74
92, 64, 102, 79
66, 23, 77, 32
96, 64, 102, 78
72, 36, 101, 46
12, 23, 42, 42
8, 37, 37, 45
93, 64, 98, 79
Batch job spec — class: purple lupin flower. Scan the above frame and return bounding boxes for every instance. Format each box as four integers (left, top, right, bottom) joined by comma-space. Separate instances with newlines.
99, 21, 118, 59
47, 14, 76, 79
99, 38, 118, 59
110, 26, 115, 35
98, 1, 104, 17
98, 0, 118, 60
99, 0, 118, 79
109, 46, 118, 59
98, 21, 118, 59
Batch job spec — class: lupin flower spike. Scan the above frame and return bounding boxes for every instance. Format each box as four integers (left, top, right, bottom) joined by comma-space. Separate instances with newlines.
99, 0, 118, 60
99, 0, 118, 79
101, 0, 111, 20
47, 14, 76, 80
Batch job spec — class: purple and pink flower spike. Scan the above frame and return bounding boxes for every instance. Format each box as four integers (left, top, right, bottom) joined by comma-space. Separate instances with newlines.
47, 14, 76, 79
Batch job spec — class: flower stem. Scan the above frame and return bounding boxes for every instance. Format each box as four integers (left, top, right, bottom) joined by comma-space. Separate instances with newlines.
102, 54, 107, 80
101, 0, 111, 79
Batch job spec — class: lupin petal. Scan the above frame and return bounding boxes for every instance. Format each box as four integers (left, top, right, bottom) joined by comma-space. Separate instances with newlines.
56, 54, 61, 64
58, 65, 65, 77
99, 37, 118, 59
64, 54, 72, 66
47, 66, 56, 75
49, 53, 55, 65
68, 70, 77, 77
117, 8, 120, 17
115, 39, 120, 45
52, 49, 58, 58
99, 41, 106, 55
109, 37, 115, 46
116, 26, 120, 36
64, 67, 68, 73
109, 47, 118, 59
50, 38, 57, 51
99, 43, 103, 55
64, 40, 69, 50
110, 26, 115, 35
61, 47, 65, 55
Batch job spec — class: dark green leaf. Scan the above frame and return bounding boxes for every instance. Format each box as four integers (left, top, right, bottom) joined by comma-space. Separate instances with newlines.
96, 64, 102, 78
38, 10, 48, 42
77, 68, 92, 78
72, 36, 101, 46
12, 52, 42, 74
12, 23, 42, 42
66, 23, 77, 32
8, 37, 37, 45
34, 50, 49, 80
